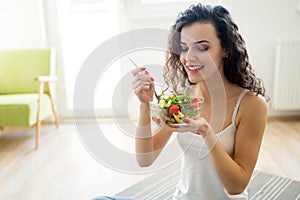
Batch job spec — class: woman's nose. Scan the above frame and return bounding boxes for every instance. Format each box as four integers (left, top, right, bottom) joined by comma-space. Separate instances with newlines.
185, 49, 198, 62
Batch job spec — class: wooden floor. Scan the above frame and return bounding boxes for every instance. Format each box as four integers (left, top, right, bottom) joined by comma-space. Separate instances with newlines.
0, 118, 299, 200
255, 118, 300, 181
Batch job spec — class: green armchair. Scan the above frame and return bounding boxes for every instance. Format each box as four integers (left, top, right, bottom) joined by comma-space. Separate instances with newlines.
0, 49, 59, 149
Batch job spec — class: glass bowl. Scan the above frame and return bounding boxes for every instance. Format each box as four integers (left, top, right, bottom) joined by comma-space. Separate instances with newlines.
149, 94, 204, 127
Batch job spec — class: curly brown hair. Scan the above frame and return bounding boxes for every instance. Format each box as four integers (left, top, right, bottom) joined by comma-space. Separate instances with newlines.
164, 3, 269, 100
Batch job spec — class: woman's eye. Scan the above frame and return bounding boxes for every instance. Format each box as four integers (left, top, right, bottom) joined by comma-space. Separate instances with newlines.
197, 46, 209, 52
180, 46, 188, 52
180, 45, 208, 53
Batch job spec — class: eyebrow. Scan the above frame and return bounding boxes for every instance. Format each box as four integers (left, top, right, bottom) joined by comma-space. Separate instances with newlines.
180, 40, 210, 45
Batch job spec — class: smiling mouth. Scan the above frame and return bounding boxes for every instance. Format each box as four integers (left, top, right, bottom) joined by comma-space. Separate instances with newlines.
187, 65, 204, 71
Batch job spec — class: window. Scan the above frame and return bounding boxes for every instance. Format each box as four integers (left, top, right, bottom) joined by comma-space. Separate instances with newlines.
57, 0, 120, 116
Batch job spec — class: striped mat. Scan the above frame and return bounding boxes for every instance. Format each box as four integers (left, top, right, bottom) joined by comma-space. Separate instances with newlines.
116, 164, 300, 200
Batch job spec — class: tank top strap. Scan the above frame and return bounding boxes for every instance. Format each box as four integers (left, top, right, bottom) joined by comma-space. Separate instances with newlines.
231, 89, 249, 124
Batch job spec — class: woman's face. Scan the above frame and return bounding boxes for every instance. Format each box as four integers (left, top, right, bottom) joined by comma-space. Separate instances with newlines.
180, 22, 226, 83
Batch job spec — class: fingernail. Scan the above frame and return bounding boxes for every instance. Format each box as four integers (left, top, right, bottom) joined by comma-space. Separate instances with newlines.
140, 67, 146, 70
157, 118, 161, 123
151, 116, 155, 121
150, 77, 155, 81
144, 71, 149, 74
183, 118, 190, 123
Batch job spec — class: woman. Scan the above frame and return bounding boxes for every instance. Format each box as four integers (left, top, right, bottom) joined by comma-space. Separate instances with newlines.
132, 3, 268, 200
96, 3, 268, 200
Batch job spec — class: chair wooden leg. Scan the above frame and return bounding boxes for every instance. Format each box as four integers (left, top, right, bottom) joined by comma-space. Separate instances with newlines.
36, 82, 44, 150
48, 82, 59, 128
36, 120, 41, 149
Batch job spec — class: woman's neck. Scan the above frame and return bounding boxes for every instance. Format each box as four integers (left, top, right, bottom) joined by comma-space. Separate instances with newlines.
197, 73, 237, 105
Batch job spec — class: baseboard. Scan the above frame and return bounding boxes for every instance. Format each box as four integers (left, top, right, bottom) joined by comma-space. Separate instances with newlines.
267, 115, 300, 122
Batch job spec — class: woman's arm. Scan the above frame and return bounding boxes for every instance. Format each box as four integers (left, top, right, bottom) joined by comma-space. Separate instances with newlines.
132, 68, 174, 167
135, 103, 173, 167
204, 94, 267, 194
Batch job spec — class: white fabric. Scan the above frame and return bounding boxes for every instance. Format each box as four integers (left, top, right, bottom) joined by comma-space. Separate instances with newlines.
173, 89, 249, 200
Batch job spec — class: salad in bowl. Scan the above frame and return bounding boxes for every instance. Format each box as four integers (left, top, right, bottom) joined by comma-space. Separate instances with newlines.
149, 93, 204, 127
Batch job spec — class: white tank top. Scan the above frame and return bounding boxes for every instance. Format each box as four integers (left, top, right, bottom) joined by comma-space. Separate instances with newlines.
173, 89, 249, 200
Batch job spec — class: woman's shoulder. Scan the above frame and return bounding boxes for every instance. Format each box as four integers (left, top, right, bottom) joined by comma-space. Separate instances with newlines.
235, 90, 268, 139
239, 90, 268, 117
244, 91, 267, 106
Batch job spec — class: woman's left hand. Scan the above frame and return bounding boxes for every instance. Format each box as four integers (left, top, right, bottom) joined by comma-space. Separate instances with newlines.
152, 116, 212, 137
182, 118, 211, 137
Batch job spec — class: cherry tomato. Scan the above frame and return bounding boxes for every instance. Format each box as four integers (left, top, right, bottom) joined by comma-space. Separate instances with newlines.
192, 98, 200, 108
169, 105, 180, 114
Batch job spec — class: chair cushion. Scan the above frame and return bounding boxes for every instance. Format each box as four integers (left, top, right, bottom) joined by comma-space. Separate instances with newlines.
0, 94, 52, 126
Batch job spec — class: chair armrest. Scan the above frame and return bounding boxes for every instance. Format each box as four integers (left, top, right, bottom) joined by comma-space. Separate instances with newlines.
34, 76, 58, 82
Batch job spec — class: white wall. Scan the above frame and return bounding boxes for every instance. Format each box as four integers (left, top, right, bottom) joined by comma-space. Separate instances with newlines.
0, 0, 46, 49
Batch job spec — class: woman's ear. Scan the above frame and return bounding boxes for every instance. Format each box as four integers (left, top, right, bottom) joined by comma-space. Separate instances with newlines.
222, 49, 228, 58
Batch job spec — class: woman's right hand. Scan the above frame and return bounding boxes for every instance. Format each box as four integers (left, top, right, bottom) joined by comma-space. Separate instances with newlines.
132, 67, 155, 105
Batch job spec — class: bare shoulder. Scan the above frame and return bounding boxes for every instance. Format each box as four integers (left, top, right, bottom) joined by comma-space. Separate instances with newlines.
242, 92, 267, 112
237, 92, 268, 124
